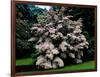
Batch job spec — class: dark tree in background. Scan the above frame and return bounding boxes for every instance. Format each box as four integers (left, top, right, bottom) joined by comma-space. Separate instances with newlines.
16, 4, 46, 59
64, 7, 95, 61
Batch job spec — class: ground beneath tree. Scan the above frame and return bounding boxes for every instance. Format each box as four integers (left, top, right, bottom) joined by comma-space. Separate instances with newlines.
16, 59, 95, 74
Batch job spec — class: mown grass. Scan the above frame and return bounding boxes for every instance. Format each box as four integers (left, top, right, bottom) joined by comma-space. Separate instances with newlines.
16, 58, 96, 74
16, 58, 33, 66
34, 61, 96, 72
56, 61, 95, 71
62, 61, 95, 71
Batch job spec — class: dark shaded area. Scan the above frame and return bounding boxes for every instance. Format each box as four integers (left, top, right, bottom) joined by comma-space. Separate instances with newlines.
16, 4, 46, 59
64, 7, 95, 61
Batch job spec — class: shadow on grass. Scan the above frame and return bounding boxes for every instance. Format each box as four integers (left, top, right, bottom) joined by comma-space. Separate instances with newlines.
16, 60, 96, 74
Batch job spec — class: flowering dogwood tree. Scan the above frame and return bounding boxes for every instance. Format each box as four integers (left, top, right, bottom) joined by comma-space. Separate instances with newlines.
28, 7, 89, 69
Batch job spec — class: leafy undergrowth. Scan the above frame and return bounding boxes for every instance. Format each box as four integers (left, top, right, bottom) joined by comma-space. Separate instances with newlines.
16, 58, 96, 74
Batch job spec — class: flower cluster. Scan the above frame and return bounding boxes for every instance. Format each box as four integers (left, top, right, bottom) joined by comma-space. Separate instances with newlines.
28, 7, 89, 69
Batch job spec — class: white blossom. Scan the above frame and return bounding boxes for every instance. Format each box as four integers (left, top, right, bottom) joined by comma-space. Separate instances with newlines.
58, 20, 64, 23
69, 53, 75, 58
46, 50, 54, 60
46, 22, 53, 26
59, 41, 68, 52
30, 26, 38, 30
49, 28, 57, 34
36, 56, 45, 66
57, 32, 63, 38
51, 48, 59, 55
73, 28, 82, 34
43, 61, 52, 69
29, 7, 89, 69
52, 57, 64, 68
28, 37, 36, 42
57, 24, 63, 29
75, 59, 82, 63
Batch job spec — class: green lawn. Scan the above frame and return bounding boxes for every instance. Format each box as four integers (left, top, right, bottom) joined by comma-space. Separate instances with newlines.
16, 58, 96, 74
61, 61, 95, 71
34, 61, 96, 72
16, 58, 33, 66
52, 61, 95, 71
